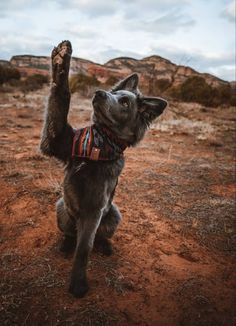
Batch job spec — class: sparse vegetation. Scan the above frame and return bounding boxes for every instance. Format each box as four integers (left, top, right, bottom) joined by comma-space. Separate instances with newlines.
170, 76, 236, 107
20, 74, 49, 92
0, 64, 21, 85
180, 76, 214, 106
105, 75, 120, 87
68, 73, 235, 107
155, 78, 172, 92
69, 73, 100, 96
0, 66, 49, 93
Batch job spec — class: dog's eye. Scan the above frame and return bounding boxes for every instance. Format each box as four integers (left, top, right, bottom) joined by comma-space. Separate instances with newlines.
119, 98, 129, 108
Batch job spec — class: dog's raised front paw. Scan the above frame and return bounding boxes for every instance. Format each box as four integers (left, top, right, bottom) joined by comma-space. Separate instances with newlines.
51, 40, 72, 63
51, 40, 72, 84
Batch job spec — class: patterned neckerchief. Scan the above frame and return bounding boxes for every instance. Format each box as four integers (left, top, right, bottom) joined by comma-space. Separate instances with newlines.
72, 124, 128, 161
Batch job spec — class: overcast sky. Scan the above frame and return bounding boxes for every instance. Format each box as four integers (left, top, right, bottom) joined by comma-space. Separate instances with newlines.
0, 0, 235, 81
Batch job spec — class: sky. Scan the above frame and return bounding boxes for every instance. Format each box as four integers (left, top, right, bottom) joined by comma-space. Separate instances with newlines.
0, 0, 235, 81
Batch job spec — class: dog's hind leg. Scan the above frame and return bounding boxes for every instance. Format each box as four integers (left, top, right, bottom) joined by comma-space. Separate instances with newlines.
95, 203, 122, 256
56, 197, 76, 253
69, 210, 102, 298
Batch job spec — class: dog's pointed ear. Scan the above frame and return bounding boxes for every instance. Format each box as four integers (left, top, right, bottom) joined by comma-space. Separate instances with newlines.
138, 96, 168, 123
112, 73, 139, 92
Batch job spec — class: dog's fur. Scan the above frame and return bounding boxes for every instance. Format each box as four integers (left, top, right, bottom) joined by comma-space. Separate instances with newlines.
40, 40, 167, 298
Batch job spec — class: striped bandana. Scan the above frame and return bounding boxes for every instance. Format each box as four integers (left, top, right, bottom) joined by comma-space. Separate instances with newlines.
72, 125, 128, 161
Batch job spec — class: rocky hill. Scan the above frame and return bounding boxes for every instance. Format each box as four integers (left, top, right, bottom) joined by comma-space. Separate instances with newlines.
8, 53, 229, 94
10, 55, 50, 77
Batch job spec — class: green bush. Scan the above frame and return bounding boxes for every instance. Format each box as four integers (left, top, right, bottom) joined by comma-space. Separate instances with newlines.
70, 73, 100, 95
0, 64, 21, 84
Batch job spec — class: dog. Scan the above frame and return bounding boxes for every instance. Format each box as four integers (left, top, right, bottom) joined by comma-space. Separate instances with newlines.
40, 40, 167, 298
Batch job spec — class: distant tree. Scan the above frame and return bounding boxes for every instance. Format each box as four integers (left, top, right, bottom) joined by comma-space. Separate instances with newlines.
20, 74, 49, 92
180, 76, 213, 106
169, 76, 234, 107
0, 65, 21, 84
69, 73, 100, 96
214, 84, 232, 106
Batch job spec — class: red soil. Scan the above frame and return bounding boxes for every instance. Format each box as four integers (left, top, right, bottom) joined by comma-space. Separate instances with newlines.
0, 89, 235, 325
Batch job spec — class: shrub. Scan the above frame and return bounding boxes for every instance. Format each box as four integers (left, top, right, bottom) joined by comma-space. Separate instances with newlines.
179, 76, 214, 106
147, 77, 172, 97
20, 74, 49, 92
230, 93, 236, 106
167, 86, 181, 100
69, 73, 100, 96
0, 64, 21, 84
216, 84, 235, 107
172, 76, 234, 107
155, 78, 171, 92
105, 75, 120, 87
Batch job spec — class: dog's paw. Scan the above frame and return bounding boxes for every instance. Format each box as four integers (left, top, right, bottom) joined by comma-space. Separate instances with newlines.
51, 40, 72, 84
69, 278, 89, 298
94, 238, 113, 256
59, 236, 76, 255
51, 40, 72, 63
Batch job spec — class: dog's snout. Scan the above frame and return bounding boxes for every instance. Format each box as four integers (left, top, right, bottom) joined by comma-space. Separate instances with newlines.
95, 90, 107, 99
160, 99, 168, 112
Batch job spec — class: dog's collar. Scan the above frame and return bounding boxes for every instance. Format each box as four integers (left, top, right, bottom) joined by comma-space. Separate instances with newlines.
72, 124, 128, 161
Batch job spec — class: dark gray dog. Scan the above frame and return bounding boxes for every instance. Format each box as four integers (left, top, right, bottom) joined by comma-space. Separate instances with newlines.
40, 40, 167, 298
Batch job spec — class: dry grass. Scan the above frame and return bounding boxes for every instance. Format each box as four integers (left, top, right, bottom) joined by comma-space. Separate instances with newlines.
105, 269, 134, 294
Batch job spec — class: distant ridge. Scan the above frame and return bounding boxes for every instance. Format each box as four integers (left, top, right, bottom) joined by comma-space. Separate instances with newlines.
5, 53, 231, 94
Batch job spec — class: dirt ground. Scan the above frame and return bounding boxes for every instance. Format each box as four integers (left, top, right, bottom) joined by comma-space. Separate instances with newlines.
0, 87, 235, 325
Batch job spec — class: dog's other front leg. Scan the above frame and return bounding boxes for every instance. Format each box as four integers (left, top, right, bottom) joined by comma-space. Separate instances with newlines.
69, 210, 102, 298
95, 203, 122, 256
40, 40, 74, 161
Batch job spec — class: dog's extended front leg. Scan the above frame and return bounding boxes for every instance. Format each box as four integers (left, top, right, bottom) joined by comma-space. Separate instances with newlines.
40, 40, 74, 161
69, 211, 102, 298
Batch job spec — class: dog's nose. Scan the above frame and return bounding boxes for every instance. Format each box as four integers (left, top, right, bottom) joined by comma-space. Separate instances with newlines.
95, 90, 107, 99
160, 99, 168, 112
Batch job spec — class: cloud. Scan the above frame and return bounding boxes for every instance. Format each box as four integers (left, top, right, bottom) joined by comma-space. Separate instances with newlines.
0, 34, 52, 59
208, 65, 235, 82
128, 11, 195, 35
55, 0, 119, 17
56, 0, 190, 16
221, 1, 235, 22
0, 0, 190, 19
56, 25, 98, 39
0, 0, 48, 18
119, 0, 195, 35
97, 47, 143, 63
0, 0, 31, 11
123, 0, 190, 18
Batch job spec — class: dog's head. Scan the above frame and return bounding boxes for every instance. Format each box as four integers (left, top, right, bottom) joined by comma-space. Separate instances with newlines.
92, 73, 167, 145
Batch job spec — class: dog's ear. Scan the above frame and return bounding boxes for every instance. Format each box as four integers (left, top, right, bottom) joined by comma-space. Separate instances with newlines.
112, 73, 139, 92
138, 96, 168, 124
